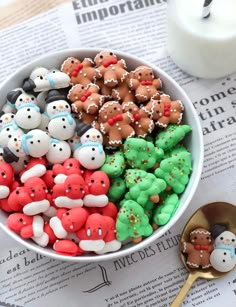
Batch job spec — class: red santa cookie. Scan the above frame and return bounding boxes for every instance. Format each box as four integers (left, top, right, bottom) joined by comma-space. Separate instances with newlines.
0, 162, 16, 212
143, 94, 184, 127
129, 65, 162, 102
19, 157, 47, 183
98, 101, 135, 147
68, 83, 105, 115
83, 171, 110, 208
61, 57, 99, 85
122, 101, 154, 138
49, 207, 89, 239
52, 174, 85, 209
94, 51, 128, 87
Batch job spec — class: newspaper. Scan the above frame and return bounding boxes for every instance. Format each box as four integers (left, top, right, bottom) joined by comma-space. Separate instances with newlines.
0, 1, 236, 306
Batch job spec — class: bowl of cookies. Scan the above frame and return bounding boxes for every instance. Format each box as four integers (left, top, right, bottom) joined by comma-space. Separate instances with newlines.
0, 49, 204, 262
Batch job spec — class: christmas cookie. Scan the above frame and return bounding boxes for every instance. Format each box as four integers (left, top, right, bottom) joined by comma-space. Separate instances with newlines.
123, 138, 164, 171
98, 101, 135, 147
154, 151, 192, 194
180, 227, 213, 269
143, 94, 184, 128
94, 51, 128, 87
107, 177, 127, 204
61, 57, 99, 85
116, 200, 153, 243
125, 169, 166, 206
128, 65, 162, 102
122, 101, 154, 137
100, 151, 126, 178
155, 124, 192, 151
68, 83, 105, 114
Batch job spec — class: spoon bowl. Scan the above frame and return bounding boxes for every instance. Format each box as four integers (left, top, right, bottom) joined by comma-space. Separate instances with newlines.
171, 201, 236, 306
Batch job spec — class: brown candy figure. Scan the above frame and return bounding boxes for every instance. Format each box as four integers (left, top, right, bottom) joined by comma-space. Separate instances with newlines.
143, 94, 184, 127
94, 51, 128, 88
68, 83, 105, 114
128, 65, 162, 102
122, 101, 154, 138
98, 101, 135, 147
180, 227, 213, 269
61, 57, 99, 86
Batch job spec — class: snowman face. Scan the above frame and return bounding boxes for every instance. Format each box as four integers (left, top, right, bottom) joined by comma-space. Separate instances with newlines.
30, 67, 49, 80
33, 69, 70, 92
46, 139, 71, 164
48, 116, 76, 141
0, 125, 24, 147
80, 128, 103, 144
0, 113, 15, 128
15, 93, 37, 109
46, 100, 71, 117
75, 145, 105, 170
15, 107, 42, 130
215, 231, 236, 247
7, 136, 25, 157
26, 130, 50, 157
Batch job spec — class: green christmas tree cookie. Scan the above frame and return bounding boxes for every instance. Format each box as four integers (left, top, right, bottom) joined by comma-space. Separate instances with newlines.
100, 151, 126, 178
123, 138, 164, 170
125, 169, 166, 206
116, 200, 153, 242
154, 151, 192, 194
155, 124, 192, 151
152, 194, 179, 226
108, 177, 126, 203
164, 145, 189, 159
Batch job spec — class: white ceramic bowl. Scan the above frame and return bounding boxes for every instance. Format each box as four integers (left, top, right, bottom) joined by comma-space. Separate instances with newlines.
0, 49, 204, 262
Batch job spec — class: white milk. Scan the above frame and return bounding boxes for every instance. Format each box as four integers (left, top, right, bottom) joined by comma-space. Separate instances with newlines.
167, 0, 236, 79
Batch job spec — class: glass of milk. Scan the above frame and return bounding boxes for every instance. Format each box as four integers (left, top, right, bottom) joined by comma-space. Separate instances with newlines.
167, 0, 236, 79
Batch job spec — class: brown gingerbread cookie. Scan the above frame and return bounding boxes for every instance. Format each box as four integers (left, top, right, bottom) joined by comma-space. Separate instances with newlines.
61, 57, 99, 85
68, 83, 105, 115
122, 101, 154, 138
94, 51, 128, 88
129, 65, 162, 103
95, 79, 113, 100
144, 94, 184, 127
111, 73, 136, 103
98, 101, 135, 147
180, 227, 214, 269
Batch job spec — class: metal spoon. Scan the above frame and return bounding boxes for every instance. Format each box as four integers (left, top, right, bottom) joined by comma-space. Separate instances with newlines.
170, 201, 236, 307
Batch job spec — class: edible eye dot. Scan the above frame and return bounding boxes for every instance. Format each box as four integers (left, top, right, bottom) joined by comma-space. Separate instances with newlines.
97, 135, 100, 138
100, 55, 103, 59
66, 212, 70, 216
101, 180, 104, 184
30, 141, 34, 144
91, 179, 94, 183
53, 106, 56, 109
20, 98, 23, 101
139, 73, 142, 76
220, 237, 223, 240
69, 163, 73, 167
194, 236, 197, 240
31, 189, 35, 193
110, 52, 113, 55
71, 60, 74, 64
16, 149, 19, 152
53, 144, 56, 147
232, 239, 235, 242
19, 218, 23, 222
11, 115, 14, 118
81, 86, 84, 89
40, 76, 43, 80
150, 72, 152, 75
86, 135, 89, 138
59, 148, 62, 151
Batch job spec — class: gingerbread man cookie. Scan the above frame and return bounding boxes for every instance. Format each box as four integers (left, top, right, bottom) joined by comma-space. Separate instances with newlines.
180, 227, 214, 269
98, 101, 135, 147
94, 51, 128, 87
144, 94, 184, 127
129, 65, 162, 102
122, 101, 154, 137
68, 83, 105, 114
61, 57, 99, 85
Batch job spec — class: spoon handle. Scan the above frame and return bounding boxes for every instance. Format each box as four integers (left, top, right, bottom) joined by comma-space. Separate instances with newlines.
170, 273, 198, 307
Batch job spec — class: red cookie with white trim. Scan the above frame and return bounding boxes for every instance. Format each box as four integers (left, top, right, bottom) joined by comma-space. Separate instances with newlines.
94, 51, 128, 88
19, 157, 47, 183
83, 171, 110, 208
52, 174, 85, 209
61, 57, 99, 85
68, 83, 105, 115
129, 65, 162, 102
98, 101, 135, 147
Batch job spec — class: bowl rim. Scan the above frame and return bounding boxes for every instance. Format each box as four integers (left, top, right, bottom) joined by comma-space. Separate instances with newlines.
0, 48, 204, 262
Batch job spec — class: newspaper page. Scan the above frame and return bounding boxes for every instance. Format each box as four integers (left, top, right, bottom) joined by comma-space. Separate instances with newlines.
0, 1, 236, 307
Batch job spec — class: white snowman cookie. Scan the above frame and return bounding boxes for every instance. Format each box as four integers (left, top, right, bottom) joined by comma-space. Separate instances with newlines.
46, 138, 71, 164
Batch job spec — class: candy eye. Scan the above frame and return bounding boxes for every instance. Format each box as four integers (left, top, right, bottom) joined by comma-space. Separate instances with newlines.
66, 212, 70, 216
139, 73, 142, 76
53, 106, 56, 109
40, 76, 43, 80
69, 163, 73, 167
11, 115, 14, 118
220, 237, 223, 240
53, 144, 56, 147
81, 86, 84, 90
110, 52, 113, 56
71, 60, 74, 64
100, 55, 103, 59
19, 218, 23, 222
97, 135, 100, 138
232, 239, 235, 242
206, 236, 210, 240
91, 179, 94, 183
101, 180, 104, 184
86, 135, 89, 138
31, 189, 35, 193
1, 172, 5, 176
194, 236, 197, 240
114, 107, 117, 110
150, 72, 153, 75
68, 186, 71, 190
